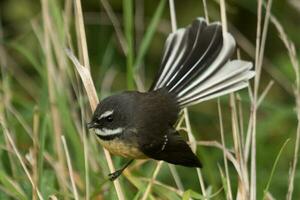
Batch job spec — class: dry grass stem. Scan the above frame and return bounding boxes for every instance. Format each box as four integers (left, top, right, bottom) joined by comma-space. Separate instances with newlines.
66, 50, 98, 111
257, 0, 273, 87
257, 80, 274, 107
217, 100, 233, 200
202, 0, 209, 22
65, 49, 125, 200
220, 0, 249, 198
32, 107, 39, 200
250, 0, 262, 199
140, 177, 184, 196
74, 0, 90, 69
141, 161, 163, 200
100, 68, 118, 95
61, 136, 79, 200
229, 24, 293, 95
184, 109, 207, 197
236, 94, 245, 149
269, 16, 299, 87
168, 0, 177, 32
63, 0, 72, 43
0, 29, 19, 179
138, 1, 186, 197
7, 105, 33, 140
196, 141, 243, 178
251, 1, 273, 199
269, 12, 300, 200
100, 0, 128, 54
1, 124, 44, 200
219, 0, 228, 33
41, 0, 68, 193
168, 164, 184, 191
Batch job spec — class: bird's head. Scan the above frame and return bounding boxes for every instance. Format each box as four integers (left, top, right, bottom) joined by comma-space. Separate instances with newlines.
87, 92, 136, 139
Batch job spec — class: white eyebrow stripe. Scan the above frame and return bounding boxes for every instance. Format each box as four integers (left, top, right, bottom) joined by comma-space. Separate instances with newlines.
95, 128, 123, 136
99, 110, 114, 119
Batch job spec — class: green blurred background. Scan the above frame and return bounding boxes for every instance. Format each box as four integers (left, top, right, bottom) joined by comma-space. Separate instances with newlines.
1, 0, 300, 199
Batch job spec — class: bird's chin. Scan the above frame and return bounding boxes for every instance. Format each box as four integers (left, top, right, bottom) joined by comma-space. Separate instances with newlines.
94, 128, 104, 136
94, 127, 124, 138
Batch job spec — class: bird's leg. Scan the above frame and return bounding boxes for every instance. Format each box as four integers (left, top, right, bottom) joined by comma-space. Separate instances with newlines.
108, 159, 134, 181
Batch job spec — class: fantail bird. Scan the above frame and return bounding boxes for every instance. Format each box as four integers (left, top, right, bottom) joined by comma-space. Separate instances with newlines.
87, 18, 255, 181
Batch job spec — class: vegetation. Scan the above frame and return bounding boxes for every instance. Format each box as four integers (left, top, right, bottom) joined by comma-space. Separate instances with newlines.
0, 0, 300, 199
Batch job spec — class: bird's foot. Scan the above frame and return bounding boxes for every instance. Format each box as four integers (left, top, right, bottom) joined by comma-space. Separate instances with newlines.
108, 170, 123, 181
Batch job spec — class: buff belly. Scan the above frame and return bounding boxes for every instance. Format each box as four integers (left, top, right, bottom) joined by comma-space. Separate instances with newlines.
97, 138, 147, 159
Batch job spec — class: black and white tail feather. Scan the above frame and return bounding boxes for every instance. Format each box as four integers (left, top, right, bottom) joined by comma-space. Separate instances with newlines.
150, 18, 255, 106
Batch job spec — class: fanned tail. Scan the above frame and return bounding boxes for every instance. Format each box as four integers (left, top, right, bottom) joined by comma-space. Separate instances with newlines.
150, 18, 255, 107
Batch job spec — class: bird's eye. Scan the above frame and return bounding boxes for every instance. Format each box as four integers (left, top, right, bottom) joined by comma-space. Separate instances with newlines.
105, 116, 113, 122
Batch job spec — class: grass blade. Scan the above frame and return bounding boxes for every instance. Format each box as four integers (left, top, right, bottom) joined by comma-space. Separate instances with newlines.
263, 139, 290, 199
0, 171, 27, 200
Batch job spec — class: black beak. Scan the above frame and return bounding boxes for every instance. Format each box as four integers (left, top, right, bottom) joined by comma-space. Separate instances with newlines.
87, 121, 97, 129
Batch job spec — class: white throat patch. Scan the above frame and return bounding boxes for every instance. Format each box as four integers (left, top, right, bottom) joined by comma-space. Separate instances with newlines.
99, 110, 114, 120
95, 127, 123, 137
